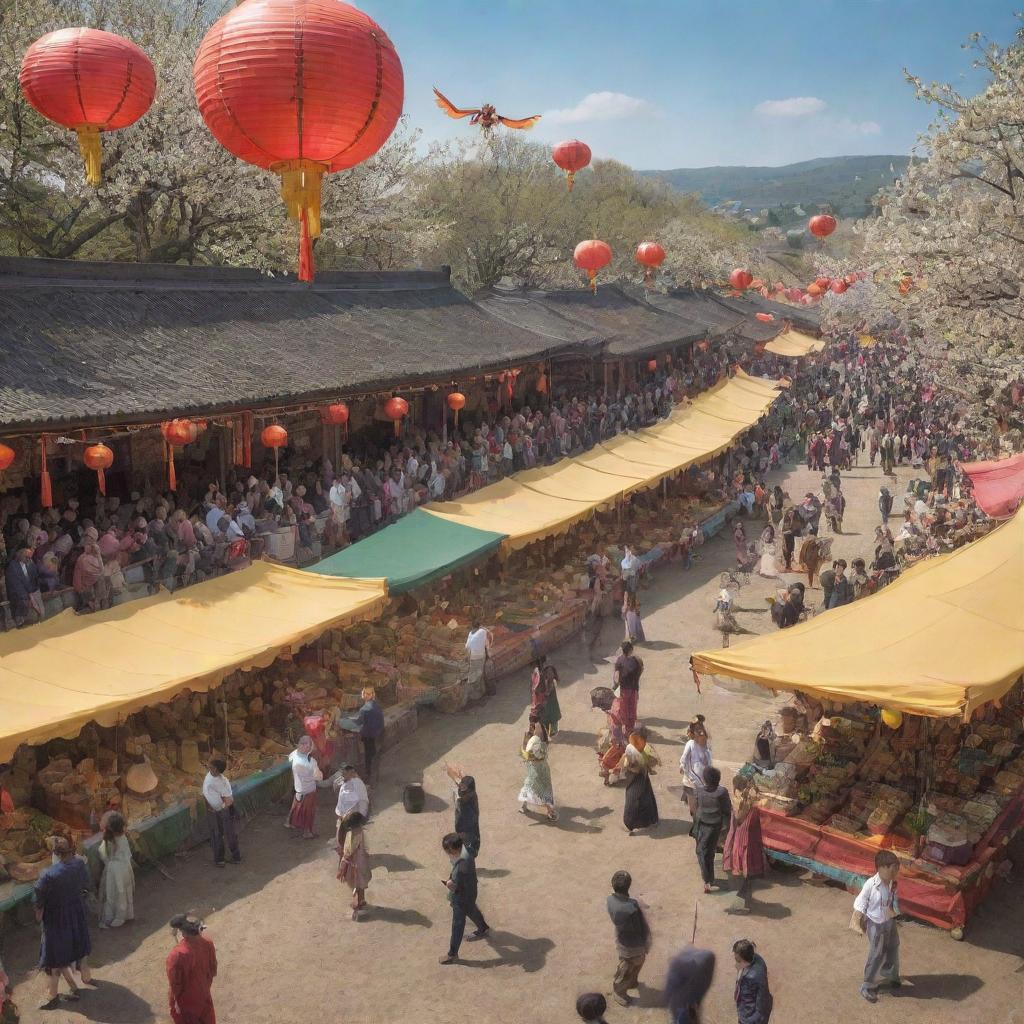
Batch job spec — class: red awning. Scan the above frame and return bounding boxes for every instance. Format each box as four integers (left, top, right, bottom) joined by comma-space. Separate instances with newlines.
961, 452, 1024, 519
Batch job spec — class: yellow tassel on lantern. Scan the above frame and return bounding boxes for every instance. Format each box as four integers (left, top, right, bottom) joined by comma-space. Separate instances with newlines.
566, 170, 576, 192
75, 126, 103, 186
588, 268, 597, 294
275, 159, 327, 236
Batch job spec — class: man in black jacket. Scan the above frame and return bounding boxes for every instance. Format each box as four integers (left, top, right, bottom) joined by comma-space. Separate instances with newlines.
440, 833, 488, 964
606, 870, 651, 1007
733, 938, 773, 1024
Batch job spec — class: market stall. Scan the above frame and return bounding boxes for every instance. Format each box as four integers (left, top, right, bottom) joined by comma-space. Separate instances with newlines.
692, 511, 1024, 935
764, 329, 826, 358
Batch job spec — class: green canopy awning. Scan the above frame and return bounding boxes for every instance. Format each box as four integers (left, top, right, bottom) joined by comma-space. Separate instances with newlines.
307, 509, 506, 594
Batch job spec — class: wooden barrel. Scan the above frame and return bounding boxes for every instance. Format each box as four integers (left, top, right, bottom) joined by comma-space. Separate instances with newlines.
403, 783, 425, 814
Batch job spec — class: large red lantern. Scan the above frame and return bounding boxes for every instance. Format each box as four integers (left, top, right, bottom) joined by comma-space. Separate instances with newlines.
447, 391, 466, 427
574, 239, 612, 293
83, 443, 114, 496
647, 359, 658, 372
806, 283, 824, 297
194, 0, 404, 283
756, 312, 775, 322
262, 424, 288, 474
808, 214, 837, 239
729, 268, 753, 291
160, 418, 195, 491
19, 29, 156, 187
785, 286, 803, 303
814, 276, 830, 290
384, 396, 408, 437
0, 443, 13, 473
830, 279, 848, 294
552, 139, 591, 191
636, 242, 666, 285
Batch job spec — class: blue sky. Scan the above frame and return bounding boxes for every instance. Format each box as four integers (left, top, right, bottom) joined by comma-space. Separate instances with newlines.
358, 0, 1018, 168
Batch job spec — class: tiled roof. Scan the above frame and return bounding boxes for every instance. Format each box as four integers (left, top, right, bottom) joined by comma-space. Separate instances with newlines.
0, 258, 582, 432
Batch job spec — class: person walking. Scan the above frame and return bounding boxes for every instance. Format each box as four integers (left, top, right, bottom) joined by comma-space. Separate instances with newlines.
333, 763, 369, 849
464, 620, 492, 700
852, 850, 902, 1003
33, 836, 95, 1010
336, 811, 371, 920
679, 716, 712, 820
348, 687, 385, 782
878, 486, 894, 526
606, 870, 651, 1007
733, 939, 773, 1024
449, 769, 481, 857
666, 945, 716, 1024
611, 641, 644, 737
692, 766, 732, 893
285, 735, 322, 839
439, 832, 489, 964
622, 592, 646, 643
202, 759, 241, 867
97, 811, 135, 929
621, 727, 659, 835
723, 777, 765, 914
518, 721, 557, 820
166, 914, 217, 1024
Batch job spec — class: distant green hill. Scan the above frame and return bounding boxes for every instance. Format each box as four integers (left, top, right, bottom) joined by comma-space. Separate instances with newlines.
641, 156, 910, 218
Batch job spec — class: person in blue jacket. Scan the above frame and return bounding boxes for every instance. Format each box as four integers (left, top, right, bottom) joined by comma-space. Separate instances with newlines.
733, 939, 773, 1024
350, 687, 385, 782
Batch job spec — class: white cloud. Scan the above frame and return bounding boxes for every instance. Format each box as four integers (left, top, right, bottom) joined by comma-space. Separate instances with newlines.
544, 91, 654, 125
754, 96, 827, 118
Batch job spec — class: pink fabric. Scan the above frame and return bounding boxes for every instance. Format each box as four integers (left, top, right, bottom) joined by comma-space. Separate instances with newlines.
961, 453, 1024, 519
723, 806, 766, 878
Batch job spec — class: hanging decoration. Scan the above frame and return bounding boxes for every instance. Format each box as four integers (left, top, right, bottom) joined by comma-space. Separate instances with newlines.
447, 391, 466, 426
785, 286, 803, 303
635, 241, 666, 285
0, 442, 14, 474
383, 396, 408, 437
880, 708, 903, 730
647, 359, 658, 372
194, 0, 404, 283
755, 312, 775, 322
40, 435, 52, 508
261, 424, 288, 475
162, 418, 196, 446
83, 443, 114, 496
19, 28, 156, 186
321, 402, 350, 439
552, 139, 591, 190
729, 268, 753, 291
573, 239, 612, 293
808, 213, 837, 239
830, 278, 848, 294
697, 340, 710, 352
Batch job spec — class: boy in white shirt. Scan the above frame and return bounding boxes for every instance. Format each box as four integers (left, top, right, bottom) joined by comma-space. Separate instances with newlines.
202, 759, 241, 866
852, 850, 901, 1003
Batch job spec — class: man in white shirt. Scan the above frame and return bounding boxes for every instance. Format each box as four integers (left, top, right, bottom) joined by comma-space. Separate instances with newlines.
852, 850, 902, 1003
333, 763, 370, 846
202, 758, 241, 866
464, 620, 492, 700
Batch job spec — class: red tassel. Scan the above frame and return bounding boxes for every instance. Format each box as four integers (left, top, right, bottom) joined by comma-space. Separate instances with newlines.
40, 435, 52, 508
167, 441, 177, 492
97, 468, 106, 496
242, 411, 253, 468
298, 210, 314, 282
393, 420, 400, 437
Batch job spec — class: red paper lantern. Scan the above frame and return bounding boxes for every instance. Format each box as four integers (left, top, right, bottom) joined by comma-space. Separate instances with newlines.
162, 418, 195, 446
194, 0, 404, 282
785, 287, 803, 303
845, 272, 858, 285
19, 28, 156, 186
322, 402, 350, 427
729, 268, 753, 291
83, 443, 114, 495
697, 340, 710, 352
0, 443, 13, 472
808, 214, 837, 239
261, 425, 288, 449
647, 359, 658, 372
772, 281, 785, 293
756, 313, 775, 322
552, 139, 591, 190
384, 396, 409, 436
573, 239, 612, 293
635, 242, 666, 269
806, 283, 823, 297
831, 279, 848, 294
447, 391, 466, 427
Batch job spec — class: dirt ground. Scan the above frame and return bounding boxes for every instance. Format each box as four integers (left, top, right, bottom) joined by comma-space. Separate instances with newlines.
6, 458, 1024, 1024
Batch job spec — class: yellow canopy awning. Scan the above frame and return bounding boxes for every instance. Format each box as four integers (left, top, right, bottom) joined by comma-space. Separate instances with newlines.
692, 511, 1024, 719
425, 371, 781, 550
765, 329, 826, 357
0, 562, 387, 759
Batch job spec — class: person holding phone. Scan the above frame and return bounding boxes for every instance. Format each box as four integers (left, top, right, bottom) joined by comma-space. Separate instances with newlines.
439, 833, 489, 964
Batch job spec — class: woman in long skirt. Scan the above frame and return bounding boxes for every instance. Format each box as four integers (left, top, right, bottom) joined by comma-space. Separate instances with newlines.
34, 837, 95, 1009
620, 727, 659, 835
519, 721, 557, 820
622, 592, 646, 643
98, 811, 135, 929
336, 811, 372, 919
723, 776, 766, 914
